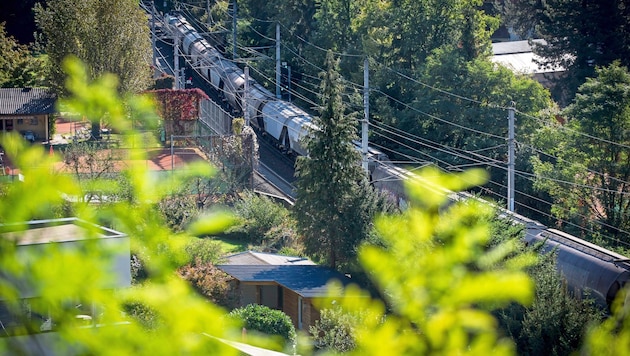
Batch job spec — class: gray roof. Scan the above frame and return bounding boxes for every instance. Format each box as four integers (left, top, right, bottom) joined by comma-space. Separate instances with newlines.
222, 251, 316, 266
491, 39, 565, 75
0, 88, 57, 115
217, 265, 351, 298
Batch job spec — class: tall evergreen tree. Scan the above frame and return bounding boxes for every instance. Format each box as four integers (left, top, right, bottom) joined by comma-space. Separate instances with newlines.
293, 51, 372, 270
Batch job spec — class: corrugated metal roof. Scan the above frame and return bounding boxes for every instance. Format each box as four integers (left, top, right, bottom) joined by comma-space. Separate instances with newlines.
217, 265, 350, 298
223, 251, 316, 266
0, 88, 57, 115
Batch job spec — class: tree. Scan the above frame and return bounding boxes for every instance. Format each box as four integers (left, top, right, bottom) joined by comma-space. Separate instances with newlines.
496, 0, 630, 102
0, 57, 241, 354
326, 167, 537, 355
34, 0, 152, 95
293, 51, 373, 269
531, 62, 630, 241
0, 22, 46, 88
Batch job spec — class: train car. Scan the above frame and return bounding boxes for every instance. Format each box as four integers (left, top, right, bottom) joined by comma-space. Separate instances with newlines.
525, 228, 630, 308
258, 101, 316, 156
165, 13, 630, 310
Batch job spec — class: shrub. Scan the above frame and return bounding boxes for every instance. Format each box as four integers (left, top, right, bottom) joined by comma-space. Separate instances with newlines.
230, 191, 289, 244
309, 305, 359, 352
229, 304, 296, 347
184, 237, 224, 265
178, 262, 237, 309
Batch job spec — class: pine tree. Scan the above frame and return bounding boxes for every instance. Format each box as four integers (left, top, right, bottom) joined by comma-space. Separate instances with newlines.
294, 51, 371, 270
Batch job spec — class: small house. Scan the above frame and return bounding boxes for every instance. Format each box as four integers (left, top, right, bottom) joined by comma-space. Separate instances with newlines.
0, 88, 57, 142
218, 251, 352, 331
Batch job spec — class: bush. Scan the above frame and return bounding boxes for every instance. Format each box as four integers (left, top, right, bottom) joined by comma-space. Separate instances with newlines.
229, 304, 296, 347
184, 237, 224, 265
230, 191, 290, 244
178, 262, 237, 309
309, 305, 359, 352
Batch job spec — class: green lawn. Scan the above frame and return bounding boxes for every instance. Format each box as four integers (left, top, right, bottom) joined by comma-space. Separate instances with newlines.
214, 235, 248, 254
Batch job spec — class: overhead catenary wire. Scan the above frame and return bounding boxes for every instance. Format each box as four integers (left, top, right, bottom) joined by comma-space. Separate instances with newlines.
162, 8, 630, 245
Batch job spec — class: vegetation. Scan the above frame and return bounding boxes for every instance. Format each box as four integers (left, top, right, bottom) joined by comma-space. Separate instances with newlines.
309, 305, 360, 353
531, 62, 630, 242
229, 304, 297, 349
294, 51, 380, 270
34, 0, 152, 95
0, 22, 46, 88
496, 0, 630, 102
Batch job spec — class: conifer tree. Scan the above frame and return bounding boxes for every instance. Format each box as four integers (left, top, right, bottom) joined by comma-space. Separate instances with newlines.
294, 51, 371, 270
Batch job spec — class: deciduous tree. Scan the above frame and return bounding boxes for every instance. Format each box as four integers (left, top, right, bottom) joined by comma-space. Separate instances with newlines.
34, 0, 152, 95
532, 62, 630, 241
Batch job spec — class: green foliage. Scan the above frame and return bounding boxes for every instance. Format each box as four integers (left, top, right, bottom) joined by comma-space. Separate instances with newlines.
229, 190, 291, 245
531, 62, 630, 241
229, 304, 297, 348
0, 57, 240, 354
34, 0, 152, 94
294, 51, 377, 269
184, 237, 225, 265
0, 22, 46, 88
498, 0, 630, 102
321, 167, 536, 355
583, 286, 630, 354
495, 254, 603, 356
178, 261, 237, 309
309, 305, 360, 353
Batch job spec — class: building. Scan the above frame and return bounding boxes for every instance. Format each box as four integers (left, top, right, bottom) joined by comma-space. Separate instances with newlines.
218, 251, 352, 331
0, 218, 130, 353
491, 39, 566, 89
0, 88, 57, 141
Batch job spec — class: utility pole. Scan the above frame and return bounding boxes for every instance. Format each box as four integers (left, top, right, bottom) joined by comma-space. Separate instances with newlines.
232, 0, 237, 59
244, 66, 250, 126
206, 0, 211, 25
362, 58, 369, 174
507, 103, 515, 212
276, 23, 281, 99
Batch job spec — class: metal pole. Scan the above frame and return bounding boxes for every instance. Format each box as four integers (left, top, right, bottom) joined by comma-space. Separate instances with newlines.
207, 0, 211, 25
362, 58, 369, 174
171, 135, 174, 172
151, 3, 157, 78
174, 34, 180, 89
507, 104, 515, 212
232, 0, 237, 59
244, 66, 250, 126
287, 65, 291, 102
275, 23, 281, 99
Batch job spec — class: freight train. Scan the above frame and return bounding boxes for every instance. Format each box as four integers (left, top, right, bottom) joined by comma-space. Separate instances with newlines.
164, 13, 630, 309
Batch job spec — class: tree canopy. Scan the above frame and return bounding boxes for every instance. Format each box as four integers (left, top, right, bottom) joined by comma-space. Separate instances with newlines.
497, 0, 630, 102
0, 22, 46, 88
532, 62, 630, 243
34, 0, 152, 94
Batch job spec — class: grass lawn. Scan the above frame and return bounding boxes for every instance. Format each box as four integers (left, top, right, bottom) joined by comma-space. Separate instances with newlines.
214, 235, 249, 254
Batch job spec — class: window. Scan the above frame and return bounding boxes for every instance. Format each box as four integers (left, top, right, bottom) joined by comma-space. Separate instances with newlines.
17, 119, 24, 125
298, 296, 303, 330
30, 118, 38, 125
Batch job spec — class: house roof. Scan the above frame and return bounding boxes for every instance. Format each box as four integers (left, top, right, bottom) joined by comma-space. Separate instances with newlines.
0, 88, 57, 115
217, 264, 351, 298
491, 39, 565, 75
222, 251, 316, 266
